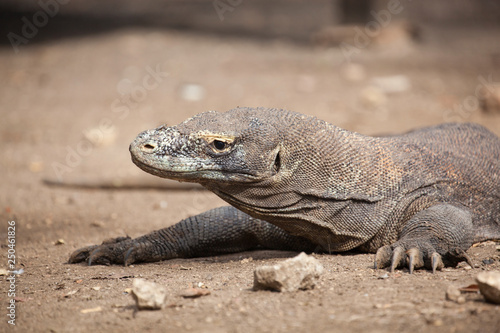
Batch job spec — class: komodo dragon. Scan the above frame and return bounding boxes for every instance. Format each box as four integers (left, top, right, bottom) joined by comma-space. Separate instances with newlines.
69, 107, 500, 273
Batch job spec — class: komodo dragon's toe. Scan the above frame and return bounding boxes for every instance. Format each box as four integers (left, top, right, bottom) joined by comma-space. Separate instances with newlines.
374, 240, 473, 274
68, 236, 133, 266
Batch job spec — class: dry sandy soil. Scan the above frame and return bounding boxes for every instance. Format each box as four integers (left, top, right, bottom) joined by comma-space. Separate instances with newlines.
1, 21, 500, 333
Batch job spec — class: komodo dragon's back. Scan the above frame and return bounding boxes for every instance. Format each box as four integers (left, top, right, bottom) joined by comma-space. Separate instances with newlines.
391, 123, 500, 242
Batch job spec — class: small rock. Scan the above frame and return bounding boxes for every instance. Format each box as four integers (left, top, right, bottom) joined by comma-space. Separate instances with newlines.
482, 258, 495, 265
54, 239, 65, 245
457, 261, 472, 270
476, 271, 500, 304
253, 252, 324, 292
180, 288, 211, 298
63, 290, 78, 298
131, 278, 168, 310
446, 285, 466, 304
240, 257, 253, 264
180, 84, 205, 102
194, 282, 206, 288
90, 221, 104, 228
478, 83, 500, 113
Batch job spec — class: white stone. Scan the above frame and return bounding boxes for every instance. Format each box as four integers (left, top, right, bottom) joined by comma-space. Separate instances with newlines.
131, 278, 168, 310
476, 271, 500, 304
253, 252, 324, 292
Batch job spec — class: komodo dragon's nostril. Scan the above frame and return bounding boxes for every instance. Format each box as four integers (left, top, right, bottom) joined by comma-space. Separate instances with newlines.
141, 143, 156, 152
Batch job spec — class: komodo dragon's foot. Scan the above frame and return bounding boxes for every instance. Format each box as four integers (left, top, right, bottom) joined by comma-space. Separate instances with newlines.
68, 236, 142, 266
374, 204, 475, 274
374, 240, 473, 274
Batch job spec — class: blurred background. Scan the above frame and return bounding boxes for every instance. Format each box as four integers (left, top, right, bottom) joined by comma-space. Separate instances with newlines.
1, 1, 500, 332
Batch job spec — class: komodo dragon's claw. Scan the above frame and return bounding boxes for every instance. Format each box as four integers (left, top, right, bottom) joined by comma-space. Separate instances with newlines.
374, 241, 473, 274
68, 236, 133, 266
68, 245, 98, 264
375, 244, 445, 274
407, 248, 424, 274
430, 252, 444, 274
390, 246, 405, 273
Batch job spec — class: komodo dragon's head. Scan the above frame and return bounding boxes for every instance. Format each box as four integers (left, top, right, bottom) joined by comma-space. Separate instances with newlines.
130, 107, 390, 221
129, 107, 287, 185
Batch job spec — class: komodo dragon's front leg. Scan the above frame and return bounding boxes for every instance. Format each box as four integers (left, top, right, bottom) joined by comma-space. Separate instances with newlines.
374, 204, 475, 274
69, 206, 316, 265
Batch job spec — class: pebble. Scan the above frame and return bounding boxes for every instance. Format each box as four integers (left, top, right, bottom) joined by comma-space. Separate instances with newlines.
180, 287, 211, 298
180, 84, 205, 101
476, 271, 500, 304
457, 261, 472, 270
131, 278, 168, 310
482, 258, 495, 265
253, 252, 324, 292
54, 239, 65, 245
445, 285, 466, 304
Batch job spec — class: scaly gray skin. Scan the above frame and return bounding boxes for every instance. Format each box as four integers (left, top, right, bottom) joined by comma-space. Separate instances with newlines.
69, 107, 500, 273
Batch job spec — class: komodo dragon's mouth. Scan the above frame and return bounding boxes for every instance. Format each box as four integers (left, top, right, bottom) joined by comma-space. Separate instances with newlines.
129, 136, 263, 183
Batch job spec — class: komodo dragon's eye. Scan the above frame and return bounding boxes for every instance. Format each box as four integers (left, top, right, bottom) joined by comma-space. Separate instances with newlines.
213, 140, 228, 151
206, 137, 234, 154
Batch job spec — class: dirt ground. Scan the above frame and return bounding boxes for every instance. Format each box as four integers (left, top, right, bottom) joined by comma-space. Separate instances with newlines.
1, 21, 500, 333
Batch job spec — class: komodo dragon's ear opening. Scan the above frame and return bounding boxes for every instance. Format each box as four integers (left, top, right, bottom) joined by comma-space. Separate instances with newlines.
273, 150, 281, 174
